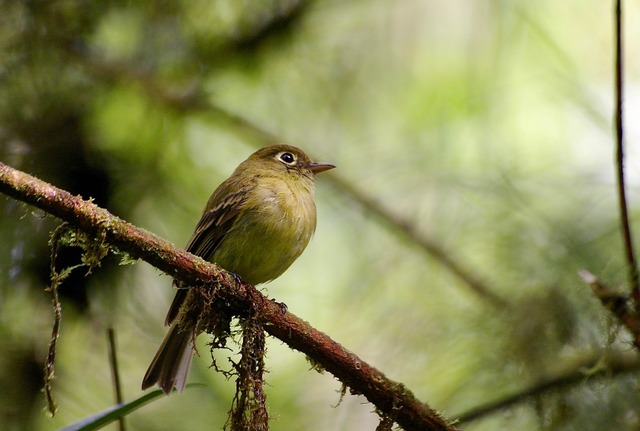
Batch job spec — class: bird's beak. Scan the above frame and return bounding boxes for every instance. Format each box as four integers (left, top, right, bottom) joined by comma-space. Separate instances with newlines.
307, 162, 336, 174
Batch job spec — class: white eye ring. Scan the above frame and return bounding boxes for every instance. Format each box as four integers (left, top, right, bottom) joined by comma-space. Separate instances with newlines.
278, 151, 297, 165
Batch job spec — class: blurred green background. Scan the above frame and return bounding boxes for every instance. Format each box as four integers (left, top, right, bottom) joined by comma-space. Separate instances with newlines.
1, 1, 640, 430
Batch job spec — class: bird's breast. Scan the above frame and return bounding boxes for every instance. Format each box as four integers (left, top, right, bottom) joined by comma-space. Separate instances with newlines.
211, 176, 317, 285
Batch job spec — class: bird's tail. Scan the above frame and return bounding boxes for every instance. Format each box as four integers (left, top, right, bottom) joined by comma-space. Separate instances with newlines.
142, 322, 194, 394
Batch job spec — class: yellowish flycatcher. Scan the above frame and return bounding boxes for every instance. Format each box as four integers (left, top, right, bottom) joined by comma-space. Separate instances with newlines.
142, 144, 334, 394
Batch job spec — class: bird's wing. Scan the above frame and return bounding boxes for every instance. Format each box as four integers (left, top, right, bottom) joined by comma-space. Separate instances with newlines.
164, 178, 252, 325
185, 189, 248, 257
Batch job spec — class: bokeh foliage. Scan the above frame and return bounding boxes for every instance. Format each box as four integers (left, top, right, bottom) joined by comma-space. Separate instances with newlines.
1, 1, 640, 430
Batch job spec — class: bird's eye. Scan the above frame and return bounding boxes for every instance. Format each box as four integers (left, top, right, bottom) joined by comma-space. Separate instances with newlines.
278, 152, 296, 165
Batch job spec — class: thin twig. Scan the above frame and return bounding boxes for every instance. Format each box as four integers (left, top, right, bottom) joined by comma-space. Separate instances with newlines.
329, 175, 509, 307
579, 270, 640, 348
107, 327, 126, 431
44, 223, 81, 417
43, 271, 62, 417
614, 0, 639, 299
455, 350, 640, 424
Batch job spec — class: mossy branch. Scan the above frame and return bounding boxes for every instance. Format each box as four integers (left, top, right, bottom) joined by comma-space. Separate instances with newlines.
0, 161, 457, 431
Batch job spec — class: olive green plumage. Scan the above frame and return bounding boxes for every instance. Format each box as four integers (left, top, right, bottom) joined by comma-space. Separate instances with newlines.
142, 144, 334, 394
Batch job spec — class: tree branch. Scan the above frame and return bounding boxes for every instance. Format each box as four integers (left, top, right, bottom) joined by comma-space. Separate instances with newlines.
579, 270, 640, 348
0, 161, 457, 431
614, 0, 639, 298
582, 0, 640, 353
455, 350, 640, 425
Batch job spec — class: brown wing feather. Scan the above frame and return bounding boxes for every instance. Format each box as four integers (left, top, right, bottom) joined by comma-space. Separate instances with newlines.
185, 190, 247, 256
164, 178, 252, 325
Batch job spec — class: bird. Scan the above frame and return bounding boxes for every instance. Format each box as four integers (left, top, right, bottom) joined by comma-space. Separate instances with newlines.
142, 144, 335, 394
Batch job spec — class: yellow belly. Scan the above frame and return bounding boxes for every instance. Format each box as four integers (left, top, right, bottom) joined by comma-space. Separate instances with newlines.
210, 182, 317, 285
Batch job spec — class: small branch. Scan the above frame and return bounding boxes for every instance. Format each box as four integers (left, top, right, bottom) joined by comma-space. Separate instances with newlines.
588, 1, 640, 355
614, 0, 639, 299
329, 175, 509, 308
107, 327, 126, 431
580, 270, 640, 348
44, 223, 82, 417
0, 162, 457, 431
456, 350, 640, 424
